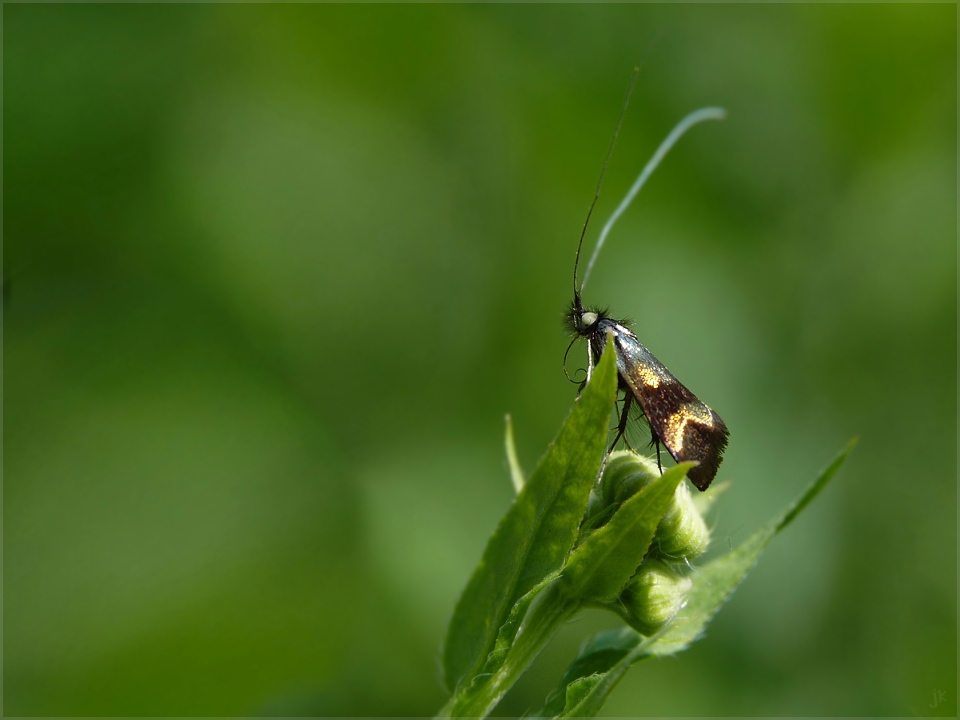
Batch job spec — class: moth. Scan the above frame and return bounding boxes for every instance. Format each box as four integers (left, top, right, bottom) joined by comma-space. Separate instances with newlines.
564, 80, 729, 492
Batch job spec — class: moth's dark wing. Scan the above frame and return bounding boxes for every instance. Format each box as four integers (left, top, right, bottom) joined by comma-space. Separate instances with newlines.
612, 330, 729, 491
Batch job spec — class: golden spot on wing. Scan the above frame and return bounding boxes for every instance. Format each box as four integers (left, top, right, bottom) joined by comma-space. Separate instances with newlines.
633, 366, 662, 388
661, 404, 715, 454
623, 355, 668, 390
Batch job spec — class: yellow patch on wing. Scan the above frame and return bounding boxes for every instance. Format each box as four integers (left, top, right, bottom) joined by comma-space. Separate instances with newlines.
661, 404, 715, 455
632, 366, 662, 389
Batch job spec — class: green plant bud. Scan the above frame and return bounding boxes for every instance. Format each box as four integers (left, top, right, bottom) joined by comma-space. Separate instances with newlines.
651, 480, 711, 561
619, 559, 693, 636
599, 450, 660, 508
598, 450, 710, 561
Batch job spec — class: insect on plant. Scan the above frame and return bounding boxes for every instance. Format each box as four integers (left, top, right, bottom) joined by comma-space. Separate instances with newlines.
564, 73, 729, 491
439, 71, 854, 720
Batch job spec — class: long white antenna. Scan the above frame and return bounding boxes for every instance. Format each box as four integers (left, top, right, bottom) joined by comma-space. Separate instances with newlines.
579, 106, 726, 294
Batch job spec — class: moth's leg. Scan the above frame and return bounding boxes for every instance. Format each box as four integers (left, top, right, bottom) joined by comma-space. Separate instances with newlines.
650, 428, 663, 475
608, 392, 634, 453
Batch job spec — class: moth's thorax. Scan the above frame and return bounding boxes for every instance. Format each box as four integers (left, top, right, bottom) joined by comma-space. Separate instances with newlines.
588, 316, 634, 360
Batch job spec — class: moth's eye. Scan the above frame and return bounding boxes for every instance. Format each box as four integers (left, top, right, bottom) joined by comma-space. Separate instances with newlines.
581, 311, 598, 328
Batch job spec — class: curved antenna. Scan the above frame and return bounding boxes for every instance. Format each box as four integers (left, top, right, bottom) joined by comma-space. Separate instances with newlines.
562, 335, 586, 384
572, 67, 640, 301
579, 106, 726, 294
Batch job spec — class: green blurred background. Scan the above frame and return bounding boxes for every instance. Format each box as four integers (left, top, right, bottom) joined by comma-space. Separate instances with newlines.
5, 4, 956, 716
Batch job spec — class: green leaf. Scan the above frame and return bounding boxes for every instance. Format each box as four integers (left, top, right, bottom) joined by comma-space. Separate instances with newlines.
540, 627, 641, 717
544, 439, 857, 718
447, 578, 577, 718
441, 343, 618, 693
647, 438, 857, 656
554, 629, 653, 718
476, 575, 561, 677
561, 675, 604, 714
560, 462, 692, 601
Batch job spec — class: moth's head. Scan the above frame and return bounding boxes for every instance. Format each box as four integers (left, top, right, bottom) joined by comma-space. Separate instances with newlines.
565, 293, 605, 337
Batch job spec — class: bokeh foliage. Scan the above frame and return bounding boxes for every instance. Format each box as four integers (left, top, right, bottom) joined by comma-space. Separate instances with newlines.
5, 4, 955, 716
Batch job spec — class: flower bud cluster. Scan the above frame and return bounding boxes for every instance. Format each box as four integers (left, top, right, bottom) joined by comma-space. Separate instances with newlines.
598, 451, 711, 561
592, 450, 714, 635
